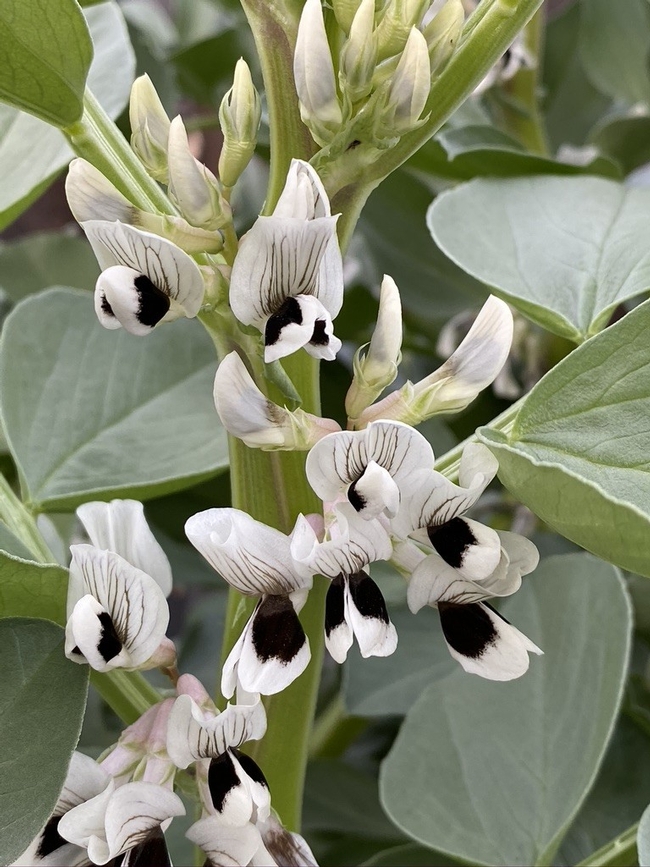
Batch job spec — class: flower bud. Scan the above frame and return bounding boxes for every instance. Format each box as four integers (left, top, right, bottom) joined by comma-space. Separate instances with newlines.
214, 351, 341, 450
218, 59, 262, 188
340, 0, 378, 103
332, 0, 363, 33
294, 0, 343, 145
423, 0, 464, 75
375, 0, 430, 60
167, 116, 227, 231
129, 74, 171, 182
382, 26, 431, 133
346, 275, 402, 420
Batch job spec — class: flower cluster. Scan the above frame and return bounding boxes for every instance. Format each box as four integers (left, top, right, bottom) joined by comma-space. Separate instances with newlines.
15, 676, 313, 867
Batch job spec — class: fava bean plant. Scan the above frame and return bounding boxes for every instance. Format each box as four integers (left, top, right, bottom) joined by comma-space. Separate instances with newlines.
3, 1, 650, 866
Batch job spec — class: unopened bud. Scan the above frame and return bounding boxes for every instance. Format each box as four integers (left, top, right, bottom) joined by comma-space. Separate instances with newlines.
382, 26, 431, 133
375, 0, 430, 60
340, 0, 377, 103
423, 0, 464, 74
346, 275, 402, 420
218, 59, 262, 188
167, 116, 227, 231
332, 0, 363, 33
294, 0, 343, 145
129, 74, 171, 182
214, 352, 341, 450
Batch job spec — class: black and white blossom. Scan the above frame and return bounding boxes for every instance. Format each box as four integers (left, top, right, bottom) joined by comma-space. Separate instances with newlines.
394, 443, 541, 680
305, 420, 434, 522
81, 219, 205, 335
229, 159, 344, 363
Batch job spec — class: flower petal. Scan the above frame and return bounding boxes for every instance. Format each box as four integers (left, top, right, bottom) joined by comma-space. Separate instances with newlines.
347, 460, 400, 520
273, 159, 331, 220
57, 781, 116, 865
423, 516, 501, 581
439, 601, 543, 681
76, 499, 172, 596
101, 782, 184, 862
166, 694, 267, 769
207, 751, 270, 826
324, 575, 353, 664
259, 815, 319, 867
66, 545, 170, 671
263, 294, 340, 363
407, 551, 492, 613
229, 215, 341, 331
185, 508, 313, 596
233, 597, 311, 696
65, 595, 132, 671
186, 817, 262, 867
82, 220, 205, 318
117, 827, 171, 867
344, 571, 397, 660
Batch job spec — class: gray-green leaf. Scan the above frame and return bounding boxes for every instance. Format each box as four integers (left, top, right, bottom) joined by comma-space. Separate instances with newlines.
0, 618, 88, 865
380, 554, 631, 866
0, 288, 228, 511
0, 0, 92, 126
428, 176, 650, 342
479, 299, 650, 577
0, 552, 68, 623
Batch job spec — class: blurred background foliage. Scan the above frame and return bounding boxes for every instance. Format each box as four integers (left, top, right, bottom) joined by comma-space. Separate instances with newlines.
4, 0, 650, 864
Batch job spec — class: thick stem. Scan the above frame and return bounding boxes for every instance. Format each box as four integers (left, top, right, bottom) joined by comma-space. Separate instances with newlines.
497, 8, 550, 154
238, 0, 317, 212
90, 670, 161, 725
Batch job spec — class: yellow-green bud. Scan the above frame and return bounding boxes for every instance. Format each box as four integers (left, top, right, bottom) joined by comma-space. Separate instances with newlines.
331, 0, 364, 33
381, 26, 431, 133
375, 0, 430, 60
340, 0, 378, 103
218, 59, 262, 188
129, 74, 171, 183
423, 0, 465, 74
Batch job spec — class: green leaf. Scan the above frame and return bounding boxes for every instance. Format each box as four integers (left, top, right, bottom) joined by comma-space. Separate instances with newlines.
344, 605, 455, 717
0, 1, 135, 232
579, 0, 650, 105
0, 288, 228, 511
0, 618, 88, 864
362, 843, 458, 866
380, 554, 632, 867
589, 115, 650, 177
557, 718, 650, 865
478, 300, 650, 577
0, 0, 92, 127
639, 805, 650, 867
429, 175, 650, 342
0, 552, 67, 623
0, 522, 36, 560
0, 231, 99, 304
409, 125, 621, 182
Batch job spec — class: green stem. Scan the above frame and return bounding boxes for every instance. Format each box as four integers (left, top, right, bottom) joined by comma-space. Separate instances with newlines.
90, 670, 161, 725
64, 89, 174, 214
497, 8, 550, 154
238, 0, 317, 212
308, 692, 368, 758
576, 823, 639, 867
0, 474, 55, 563
315, 0, 544, 249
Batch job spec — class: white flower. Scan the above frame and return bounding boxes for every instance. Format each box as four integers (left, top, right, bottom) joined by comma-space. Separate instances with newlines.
188, 813, 318, 867
229, 160, 343, 363
185, 509, 315, 697
129, 73, 171, 182
394, 443, 542, 681
57, 780, 184, 866
345, 275, 403, 420
214, 351, 341, 450
81, 219, 205, 335
167, 115, 225, 230
305, 420, 434, 522
200, 749, 271, 827
383, 27, 431, 132
65, 545, 173, 672
294, 0, 342, 145
12, 752, 110, 866
356, 296, 513, 427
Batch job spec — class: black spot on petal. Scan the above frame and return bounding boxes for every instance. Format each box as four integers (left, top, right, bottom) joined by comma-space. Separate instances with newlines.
113, 828, 171, 867
347, 479, 366, 512
265, 296, 302, 347
97, 611, 123, 663
438, 602, 498, 660
348, 572, 390, 624
36, 814, 66, 859
310, 319, 329, 346
325, 575, 346, 636
427, 517, 476, 569
134, 274, 170, 328
233, 749, 269, 789
208, 752, 240, 814
251, 596, 306, 664
100, 292, 116, 318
